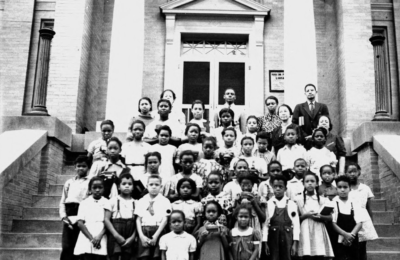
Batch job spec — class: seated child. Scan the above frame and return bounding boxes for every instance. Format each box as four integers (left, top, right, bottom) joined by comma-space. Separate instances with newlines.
253, 131, 276, 166
215, 127, 241, 159
258, 161, 282, 202
277, 124, 307, 171
59, 155, 91, 260
159, 210, 197, 260
266, 175, 300, 260
135, 175, 172, 260
214, 108, 242, 149
286, 158, 307, 201
176, 123, 203, 164
105, 172, 137, 260
171, 178, 203, 234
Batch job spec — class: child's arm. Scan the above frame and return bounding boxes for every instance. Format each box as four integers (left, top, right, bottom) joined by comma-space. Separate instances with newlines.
249, 244, 260, 260
104, 210, 126, 245
291, 241, 298, 256
92, 226, 106, 248
366, 198, 373, 220
189, 252, 195, 260
192, 215, 202, 235
311, 213, 332, 222
77, 220, 93, 241
136, 216, 150, 247
161, 251, 167, 260
198, 229, 209, 248
251, 197, 266, 223
149, 216, 168, 246
219, 228, 229, 251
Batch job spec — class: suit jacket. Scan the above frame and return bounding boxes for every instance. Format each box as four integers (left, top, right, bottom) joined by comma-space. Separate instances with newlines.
292, 101, 329, 136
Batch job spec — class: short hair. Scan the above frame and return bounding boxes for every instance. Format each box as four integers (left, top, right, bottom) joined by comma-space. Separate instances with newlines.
233, 158, 249, 169
74, 155, 92, 169
284, 124, 302, 143
107, 136, 122, 148
265, 96, 279, 106
88, 176, 105, 190
160, 89, 176, 100
233, 203, 252, 219
304, 83, 317, 92
207, 170, 223, 182
237, 171, 259, 185
277, 104, 293, 116
144, 151, 162, 170
147, 175, 162, 184
184, 123, 202, 143
219, 108, 235, 120
179, 150, 196, 160
130, 119, 146, 131
221, 126, 237, 138
202, 136, 217, 149
176, 178, 197, 197
240, 136, 254, 145
157, 125, 172, 136
191, 99, 205, 110
317, 115, 333, 131
294, 158, 307, 166
100, 119, 114, 130
345, 162, 361, 172
312, 127, 328, 139
268, 160, 282, 171
336, 175, 351, 186
138, 97, 153, 113
119, 170, 134, 184
204, 200, 223, 217
157, 99, 172, 109
246, 115, 259, 124
169, 210, 185, 221
319, 164, 335, 176
256, 131, 269, 142
271, 174, 288, 187
224, 88, 236, 95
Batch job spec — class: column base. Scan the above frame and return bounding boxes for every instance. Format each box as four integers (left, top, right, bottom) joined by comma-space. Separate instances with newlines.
27, 108, 50, 116
372, 111, 391, 121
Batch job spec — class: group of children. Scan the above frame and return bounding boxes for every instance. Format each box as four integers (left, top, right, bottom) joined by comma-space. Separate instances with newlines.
59, 94, 378, 260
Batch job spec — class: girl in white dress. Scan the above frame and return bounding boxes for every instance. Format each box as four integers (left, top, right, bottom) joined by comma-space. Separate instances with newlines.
74, 176, 111, 259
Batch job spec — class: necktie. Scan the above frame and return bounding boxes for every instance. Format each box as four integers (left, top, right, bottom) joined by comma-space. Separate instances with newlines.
148, 201, 155, 216
310, 102, 315, 116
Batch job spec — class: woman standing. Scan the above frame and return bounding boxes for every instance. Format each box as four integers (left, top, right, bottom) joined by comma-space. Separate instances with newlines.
258, 96, 282, 134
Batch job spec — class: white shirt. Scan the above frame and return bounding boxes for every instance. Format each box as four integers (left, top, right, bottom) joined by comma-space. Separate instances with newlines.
150, 144, 177, 179
286, 178, 304, 201
59, 176, 89, 219
332, 196, 367, 224
135, 193, 171, 226
266, 196, 300, 241
109, 195, 136, 219
277, 144, 307, 171
306, 147, 337, 176
159, 231, 197, 260
349, 183, 374, 209
172, 200, 203, 220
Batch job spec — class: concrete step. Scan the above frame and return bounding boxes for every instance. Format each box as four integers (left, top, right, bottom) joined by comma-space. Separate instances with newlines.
23, 207, 59, 220
62, 165, 75, 175
373, 211, 395, 224
375, 224, 400, 237
56, 175, 75, 185
1, 233, 61, 248
11, 219, 62, 233
370, 199, 386, 212
48, 184, 64, 195
0, 248, 61, 260
32, 195, 61, 207
368, 237, 400, 251
367, 251, 400, 260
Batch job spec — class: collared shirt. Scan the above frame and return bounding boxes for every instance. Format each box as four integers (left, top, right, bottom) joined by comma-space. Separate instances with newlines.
87, 138, 107, 161
172, 199, 203, 220
159, 231, 197, 260
286, 177, 304, 201
277, 144, 307, 171
59, 175, 90, 219
135, 193, 171, 226
109, 195, 136, 219
306, 147, 337, 177
349, 183, 374, 209
266, 196, 300, 241
253, 148, 276, 166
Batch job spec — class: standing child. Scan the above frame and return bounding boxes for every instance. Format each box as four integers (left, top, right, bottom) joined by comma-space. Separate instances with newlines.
127, 97, 155, 141
277, 124, 307, 171
332, 175, 366, 260
189, 99, 212, 136
244, 115, 259, 142
59, 155, 91, 260
214, 108, 242, 149
195, 137, 225, 186
295, 172, 334, 260
265, 175, 300, 260
176, 123, 203, 164
215, 127, 241, 159
140, 152, 168, 197
346, 163, 378, 260
224, 159, 251, 201
74, 177, 110, 259
229, 204, 262, 260
159, 210, 197, 260
258, 161, 282, 202
171, 178, 203, 234
88, 120, 114, 177
195, 201, 230, 260
253, 131, 276, 167
135, 175, 172, 260
286, 158, 307, 201
319, 165, 338, 199
105, 172, 137, 260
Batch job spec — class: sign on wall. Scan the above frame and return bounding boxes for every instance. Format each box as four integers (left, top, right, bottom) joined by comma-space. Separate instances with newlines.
269, 70, 284, 92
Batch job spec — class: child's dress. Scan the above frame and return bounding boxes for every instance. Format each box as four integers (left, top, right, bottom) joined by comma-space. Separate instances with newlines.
159, 231, 197, 260
277, 144, 307, 171
195, 158, 224, 187
176, 143, 203, 162
229, 227, 261, 260
74, 196, 111, 256
87, 138, 108, 177
306, 147, 337, 176
258, 180, 274, 201
121, 141, 151, 181
150, 143, 177, 179
286, 177, 304, 201
172, 199, 203, 233
195, 221, 229, 260
295, 193, 334, 258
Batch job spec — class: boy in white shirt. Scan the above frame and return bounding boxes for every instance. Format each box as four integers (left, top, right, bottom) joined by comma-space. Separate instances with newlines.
286, 158, 307, 201
277, 124, 306, 171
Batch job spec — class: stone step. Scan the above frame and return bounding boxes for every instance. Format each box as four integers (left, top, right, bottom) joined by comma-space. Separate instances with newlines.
23, 207, 59, 220
11, 219, 62, 233
0, 233, 61, 248
375, 224, 400, 237
0, 248, 61, 260
367, 251, 400, 260
62, 165, 75, 175
32, 195, 61, 208
370, 199, 386, 212
373, 211, 395, 224
368, 237, 400, 251
48, 184, 64, 195
56, 174, 75, 185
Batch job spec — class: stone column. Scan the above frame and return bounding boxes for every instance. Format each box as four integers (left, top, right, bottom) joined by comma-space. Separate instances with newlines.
370, 33, 391, 121
29, 28, 55, 116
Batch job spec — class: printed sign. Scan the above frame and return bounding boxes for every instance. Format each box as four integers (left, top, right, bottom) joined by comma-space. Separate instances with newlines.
269, 70, 284, 92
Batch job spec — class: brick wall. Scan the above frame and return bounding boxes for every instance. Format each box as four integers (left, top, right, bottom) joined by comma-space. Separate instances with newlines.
38, 139, 64, 194
357, 143, 381, 197
379, 156, 400, 223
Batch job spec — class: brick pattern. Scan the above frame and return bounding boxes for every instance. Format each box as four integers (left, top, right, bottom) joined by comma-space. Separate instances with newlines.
358, 143, 381, 197
38, 140, 64, 194
379, 156, 400, 223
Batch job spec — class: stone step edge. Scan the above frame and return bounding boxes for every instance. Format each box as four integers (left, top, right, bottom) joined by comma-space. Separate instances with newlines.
1, 232, 61, 235
367, 251, 400, 253
0, 247, 61, 250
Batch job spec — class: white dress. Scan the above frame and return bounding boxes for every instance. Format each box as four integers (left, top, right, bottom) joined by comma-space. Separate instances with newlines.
150, 144, 177, 180
306, 147, 337, 177
74, 196, 111, 256
121, 141, 151, 181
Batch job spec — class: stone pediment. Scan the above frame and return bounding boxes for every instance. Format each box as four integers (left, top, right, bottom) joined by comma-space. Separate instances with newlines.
160, 0, 270, 16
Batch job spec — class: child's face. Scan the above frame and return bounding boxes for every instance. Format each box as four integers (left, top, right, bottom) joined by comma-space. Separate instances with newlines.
269, 164, 282, 178
345, 165, 360, 183
119, 177, 134, 195
147, 178, 162, 195
266, 98, 278, 114
180, 155, 194, 173
337, 180, 350, 199
218, 214, 227, 226
235, 161, 249, 176
241, 139, 254, 155
207, 174, 221, 195
294, 160, 307, 179
256, 138, 268, 153
187, 126, 199, 143
224, 89, 236, 103
158, 129, 170, 145
278, 106, 290, 121
191, 104, 204, 119
132, 123, 145, 140
284, 129, 297, 145
158, 101, 171, 117
205, 203, 219, 222
240, 179, 253, 192
91, 180, 104, 200
313, 130, 326, 148
272, 180, 287, 199
304, 175, 317, 192
247, 118, 258, 133
170, 213, 185, 234
162, 91, 175, 104
203, 140, 215, 159
223, 130, 236, 146
139, 99, 151, 114
101, 124, 114, 141
107, 141, 121, 160
237, 208, 250, 228
305, 86, 316, 100
75, 162, 89, 177
179, 181, 193, 199
321, 166, 335, 184
221, 112, 233, 126
147, 156, 160, 173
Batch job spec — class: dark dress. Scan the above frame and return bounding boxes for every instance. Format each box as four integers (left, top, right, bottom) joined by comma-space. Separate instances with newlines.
325, 132, 346, 159
230, 227, 261, 260
196, 224, 229, 260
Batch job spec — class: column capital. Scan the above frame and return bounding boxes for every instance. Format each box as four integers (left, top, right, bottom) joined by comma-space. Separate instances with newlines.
369, 33, 385, 46
39, 28, 56, 40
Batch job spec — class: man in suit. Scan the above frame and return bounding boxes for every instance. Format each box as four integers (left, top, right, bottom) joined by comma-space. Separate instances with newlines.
292, 84, 330, 138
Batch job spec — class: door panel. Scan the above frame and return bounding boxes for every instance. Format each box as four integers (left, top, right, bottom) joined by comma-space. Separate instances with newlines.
218, 62, 245, 105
